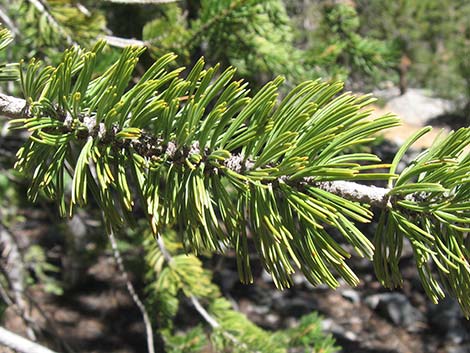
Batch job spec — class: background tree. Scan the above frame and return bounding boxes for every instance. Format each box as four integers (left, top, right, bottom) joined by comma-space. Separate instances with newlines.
356, 0, 470, 123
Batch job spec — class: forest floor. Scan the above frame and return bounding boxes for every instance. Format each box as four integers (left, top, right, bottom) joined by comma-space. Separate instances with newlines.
2, 88, 470, 353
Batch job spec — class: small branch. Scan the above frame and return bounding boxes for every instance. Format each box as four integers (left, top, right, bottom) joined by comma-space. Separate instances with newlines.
0, 94, 27, 119
27, 0, 76, 46
189, 295, 219, 328
107, 227, 156, 353
184, 0, 249, 47
312, 180, 391, 208
156, 236, 262, 353
103, 35, 148, 48
0, 6, 20, 38
0, 93, 393, 208
0, 326, 57, 353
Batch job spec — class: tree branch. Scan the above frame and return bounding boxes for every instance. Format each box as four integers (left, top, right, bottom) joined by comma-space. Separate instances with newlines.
0, 93, 392, 208
0, 6, 20, 38
107, 227, 156, 353
0, 94, 27, 119
103, 35, 148, 48
0, 326, 57, 353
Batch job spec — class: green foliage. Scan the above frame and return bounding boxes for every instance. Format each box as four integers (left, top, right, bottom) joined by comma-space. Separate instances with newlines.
11, 42, 399, 290
209, 298, 338, 352
24, 244, 63, 295
0, 28, 17, 81
194, 0, 306, 84
288, 2, 396, 86
141, 0, 307, 84
376, 127, 470, 312
164, 326, 208, 353
145, 230, 219, 328
142, 4, 191, 60
6, 34, 470, 316
144, 230, 338, 353
356, 0, 470, 100
10, 0, 105, 48
278, 312, 339, 353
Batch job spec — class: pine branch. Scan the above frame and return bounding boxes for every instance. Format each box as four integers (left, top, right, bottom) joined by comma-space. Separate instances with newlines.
0, 92, 393, 208
4, 43, 470, 315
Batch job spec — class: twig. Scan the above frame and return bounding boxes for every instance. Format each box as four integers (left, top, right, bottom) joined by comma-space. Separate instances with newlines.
0, 6, 20, 38
107, 226, 156, 353
0, 326, 57, 353
27, 0, 76, 46
156, 236, 262, 353
103, 35, 148, 48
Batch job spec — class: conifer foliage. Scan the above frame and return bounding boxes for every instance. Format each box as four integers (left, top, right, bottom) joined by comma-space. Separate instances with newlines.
0, 26, 469, 320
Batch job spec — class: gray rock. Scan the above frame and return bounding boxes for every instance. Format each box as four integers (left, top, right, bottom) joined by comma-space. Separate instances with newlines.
341, 289, 361, 304
322, 318, 358, 342
383, 88, 454, 125
273, 296, 317, 317
429, 298, 469, 344
365, 293, 425, 330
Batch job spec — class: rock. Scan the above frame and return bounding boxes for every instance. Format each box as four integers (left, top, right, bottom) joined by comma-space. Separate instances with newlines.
292, 272, 306, 286
341, 289, 361, 304
381, 88, 454, 126
217, 269, 239, 292
365, 293, 425, 330
428, 298, 469, 344
322, 318, 358, 342
273, 296, 317, 317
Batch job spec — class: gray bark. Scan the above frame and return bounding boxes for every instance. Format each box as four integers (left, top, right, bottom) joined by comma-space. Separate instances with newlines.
0, 326, 57, 353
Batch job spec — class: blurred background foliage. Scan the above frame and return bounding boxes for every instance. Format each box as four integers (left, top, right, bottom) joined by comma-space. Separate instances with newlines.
1, 0, 469, 106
